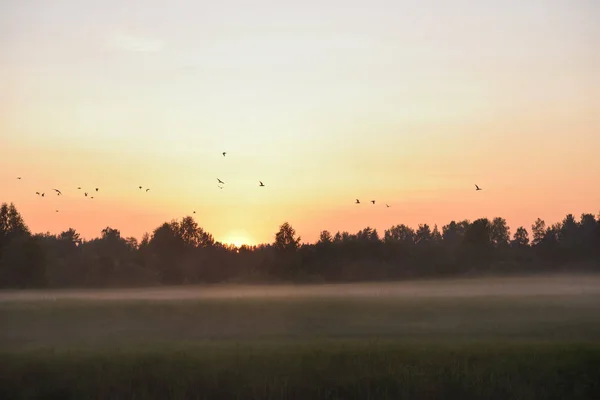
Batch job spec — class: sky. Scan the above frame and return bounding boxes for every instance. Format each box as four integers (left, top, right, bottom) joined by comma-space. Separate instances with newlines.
1, 0, 599, 246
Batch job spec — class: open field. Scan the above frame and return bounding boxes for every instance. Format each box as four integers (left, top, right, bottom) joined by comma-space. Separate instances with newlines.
3, 273, 600, 303
2, 274, 600, 398
2, 341, 599, 399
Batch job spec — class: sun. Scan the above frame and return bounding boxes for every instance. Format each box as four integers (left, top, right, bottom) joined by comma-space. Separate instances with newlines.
222, 231, 254, 248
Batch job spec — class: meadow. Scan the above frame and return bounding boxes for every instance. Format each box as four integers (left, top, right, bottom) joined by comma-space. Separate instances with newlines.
2, 274, 600, 399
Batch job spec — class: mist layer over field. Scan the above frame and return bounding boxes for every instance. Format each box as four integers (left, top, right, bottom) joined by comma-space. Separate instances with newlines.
2, 274, 599, 349
2, 273, 599, 302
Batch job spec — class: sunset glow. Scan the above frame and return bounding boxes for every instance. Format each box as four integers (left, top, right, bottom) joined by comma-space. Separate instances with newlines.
222, 231, 255, 248
1, 0, 599, 244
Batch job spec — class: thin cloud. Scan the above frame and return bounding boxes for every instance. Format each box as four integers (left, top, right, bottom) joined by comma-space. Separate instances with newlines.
108, 30, 165, 53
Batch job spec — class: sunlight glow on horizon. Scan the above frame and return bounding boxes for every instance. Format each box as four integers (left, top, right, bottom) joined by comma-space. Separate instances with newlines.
222, 231, 256, 248
1, 0, 599, 244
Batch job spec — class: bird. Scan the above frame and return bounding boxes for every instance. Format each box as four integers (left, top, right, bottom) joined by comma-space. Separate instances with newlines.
146, 188, 150, 192
90, 196, 94, 199
55, 210, 59, 212
386, 204, 390, 208
222, 152, 226, 157
17, 177, 21, 180
77, 187, 81, 190
53, 189, 62, 196
371, 200, 375, 204
139, 186, 142, 190
475, 184, 482, 191
193, 211, 196, 214
35, 192, 40, 195
84, 192, 88, 197
95, 188, 99, 192
217, 179, 225, 184
41, 193, 45, 197
259, 181, 265, 187
356, 199, 360, 204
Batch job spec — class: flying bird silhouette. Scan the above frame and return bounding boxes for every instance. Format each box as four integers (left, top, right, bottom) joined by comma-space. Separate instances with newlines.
217, 179, 225, 184
35, 192, 40, 195
475, 184, 482, 191
55, 210, 59, 212
84, 192, 88, 197
146, 188, 150, 192
53, 189, 62, 196
222, 152, 226, 157
77, 187, 81, 190
17, 177, 21, 180
386, 204, 390, 208
259, 181, 265, 187
95, 188, 99, 192
139, 186, 142, 189
356, 199, 360, 204
193, 211, 196, 214
41, 193, 45, 197
371, 200, 375, 204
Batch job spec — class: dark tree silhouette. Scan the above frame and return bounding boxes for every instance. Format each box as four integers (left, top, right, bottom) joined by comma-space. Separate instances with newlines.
462, 218, 493, 268
59, 228, 82, 246
0, 235, 46, 288
432, 225, 442, 243
490, 217, 510, 248
0, 203, 37, 287
512, 227, 530, 247
148, 222, 186, 284
579, 213, 598, 258
415, 224, 432, 245
0, 201, 598, 288
357, 227, 379, 242
0, 203, 29, 246
274, 222, 301, 252
384, 224, 415, 244
531, 218, 547, 246
318, 230, 333, 244
442, 220, 469, 246
177, 216, 214, 248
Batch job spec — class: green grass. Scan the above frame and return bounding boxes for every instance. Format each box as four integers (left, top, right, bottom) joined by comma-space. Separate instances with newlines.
2, 279, 600, 399
1, 341, 599, 399
2, 294, 600, 348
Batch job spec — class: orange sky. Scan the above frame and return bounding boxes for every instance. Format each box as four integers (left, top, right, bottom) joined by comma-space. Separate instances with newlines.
1, 1, 599, 246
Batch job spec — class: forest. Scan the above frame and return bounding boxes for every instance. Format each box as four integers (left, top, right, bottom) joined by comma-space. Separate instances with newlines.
1, 201, 599, 288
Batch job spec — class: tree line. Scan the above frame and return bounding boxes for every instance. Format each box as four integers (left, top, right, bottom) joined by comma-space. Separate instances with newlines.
1, 202, 599, 288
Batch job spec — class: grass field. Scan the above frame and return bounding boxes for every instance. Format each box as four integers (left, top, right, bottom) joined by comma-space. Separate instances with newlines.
2, 274, 600, 399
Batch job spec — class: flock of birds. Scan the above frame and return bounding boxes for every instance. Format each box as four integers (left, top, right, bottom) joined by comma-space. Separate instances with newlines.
24, 184, 101, 212
217, 153, 265, 191
15, 155, 484, 215
355, 185, 483, 208
212, 153, 265, 200
13, 152, 272, 214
